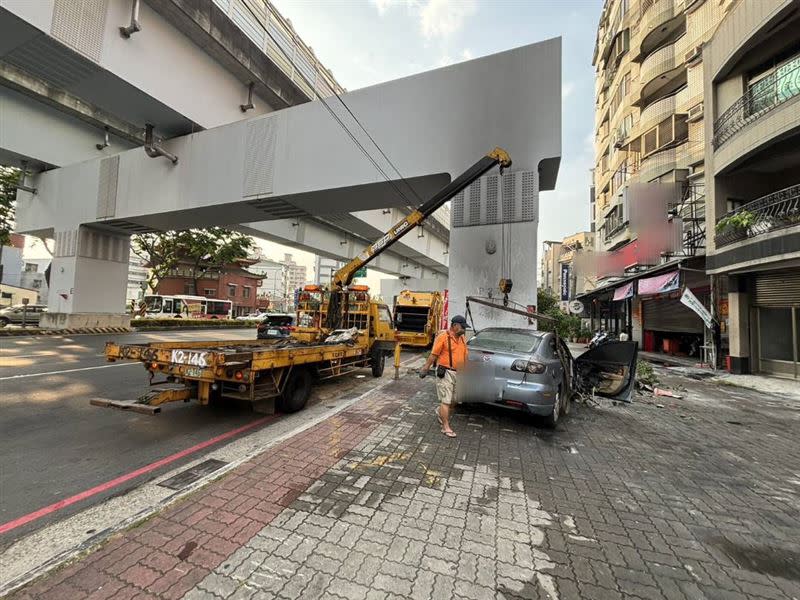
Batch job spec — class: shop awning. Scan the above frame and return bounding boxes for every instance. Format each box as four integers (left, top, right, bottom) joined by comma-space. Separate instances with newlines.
612, 282, 634, 301
638, 271, 680, 296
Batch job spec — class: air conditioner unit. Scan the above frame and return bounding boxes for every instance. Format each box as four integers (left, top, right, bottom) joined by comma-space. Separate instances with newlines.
687, 102, 704, 122
684, 45, 702, 65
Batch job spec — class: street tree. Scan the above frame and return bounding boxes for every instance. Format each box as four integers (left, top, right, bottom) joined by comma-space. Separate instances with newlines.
132, 228, 255, 295
0, 166, 19, 247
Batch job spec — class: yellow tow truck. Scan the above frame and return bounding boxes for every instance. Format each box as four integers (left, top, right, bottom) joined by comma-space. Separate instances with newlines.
96, 148, 511, 415
393, 290, 444, 348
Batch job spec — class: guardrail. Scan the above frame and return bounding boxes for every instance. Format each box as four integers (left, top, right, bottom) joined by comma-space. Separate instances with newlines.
714, 184, 800, 248
712, 59, 800, 149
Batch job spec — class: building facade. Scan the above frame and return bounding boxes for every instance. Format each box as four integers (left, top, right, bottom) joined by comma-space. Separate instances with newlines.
703, 0, 800, 378
249, 258, 287, 312
541, 232, 596, 305
20, 258, 50, 304
588, 0, 735, 360
314, 256, 343, 287
126, 253, 150, 305
283, 254, 308, 310
156, 260, 264, 317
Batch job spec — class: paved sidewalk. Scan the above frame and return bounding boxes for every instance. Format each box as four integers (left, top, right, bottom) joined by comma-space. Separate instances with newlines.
9, 370, 800, 599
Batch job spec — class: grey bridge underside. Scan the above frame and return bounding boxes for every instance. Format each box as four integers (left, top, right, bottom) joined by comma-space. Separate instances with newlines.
16, 38, 560, 275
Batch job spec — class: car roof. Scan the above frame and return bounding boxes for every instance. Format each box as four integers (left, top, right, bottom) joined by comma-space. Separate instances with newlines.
474, 327, 547, 337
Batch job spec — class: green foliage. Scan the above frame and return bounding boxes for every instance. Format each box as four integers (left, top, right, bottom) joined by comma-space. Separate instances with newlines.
535, 288, 582, 339
130, 318, 255, 329
0, 166, 20, 247
636, 359, 659, 387
132, 228, 255, 293
715, 210, 756, 233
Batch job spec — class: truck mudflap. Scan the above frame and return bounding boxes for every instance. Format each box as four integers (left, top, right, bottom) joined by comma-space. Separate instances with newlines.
91, 385, 192, 415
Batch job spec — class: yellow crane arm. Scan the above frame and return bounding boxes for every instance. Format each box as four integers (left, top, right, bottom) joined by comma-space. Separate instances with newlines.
331, 147, 511, 289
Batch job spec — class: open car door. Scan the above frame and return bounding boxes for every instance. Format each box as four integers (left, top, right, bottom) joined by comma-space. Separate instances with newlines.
573, 341, 639, 403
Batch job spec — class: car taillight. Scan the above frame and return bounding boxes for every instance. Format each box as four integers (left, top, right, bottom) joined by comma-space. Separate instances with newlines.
511, 360, 545, 374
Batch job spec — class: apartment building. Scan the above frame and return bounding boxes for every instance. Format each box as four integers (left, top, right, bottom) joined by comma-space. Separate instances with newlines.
541, 232, 595, 303
703, 0, 800, 378
587, 0, 734, 358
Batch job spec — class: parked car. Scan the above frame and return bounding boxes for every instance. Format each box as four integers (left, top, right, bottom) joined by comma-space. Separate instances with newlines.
0, 304, 47, 327
457, 327, 638, 427
237, 312, 268, 321
256, 313, 296, 339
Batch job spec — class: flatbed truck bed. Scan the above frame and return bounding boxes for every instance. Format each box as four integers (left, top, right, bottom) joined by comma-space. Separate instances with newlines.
98, 333, 388, 415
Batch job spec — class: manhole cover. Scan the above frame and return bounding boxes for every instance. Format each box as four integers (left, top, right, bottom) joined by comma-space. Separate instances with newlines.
159, 459, 228, 491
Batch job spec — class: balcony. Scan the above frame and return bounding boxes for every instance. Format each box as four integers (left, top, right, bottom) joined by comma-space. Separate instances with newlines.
639, 36, 687, 104
712, 58, 800, 149
715, 184, 800, 248
636, 0, 686, 58
638, 141, 688, 182
639, 92, 677, 134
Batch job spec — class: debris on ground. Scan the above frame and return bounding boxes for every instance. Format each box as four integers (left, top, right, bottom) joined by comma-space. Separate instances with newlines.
654, 387, 683, 399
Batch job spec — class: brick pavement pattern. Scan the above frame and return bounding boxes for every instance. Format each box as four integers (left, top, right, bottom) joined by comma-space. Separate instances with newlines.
12, 372, 800, 599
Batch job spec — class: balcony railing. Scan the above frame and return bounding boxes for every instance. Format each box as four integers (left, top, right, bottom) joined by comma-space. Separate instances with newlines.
640, 36, 685, 90
714, 184, 800, 248
712, 58, 800, 149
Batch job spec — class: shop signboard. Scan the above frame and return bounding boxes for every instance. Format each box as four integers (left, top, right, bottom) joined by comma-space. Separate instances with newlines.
680, 287, 714, 330
560, 264, 570, 301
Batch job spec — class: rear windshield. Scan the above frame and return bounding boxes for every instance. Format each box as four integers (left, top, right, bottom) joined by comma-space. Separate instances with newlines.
266, 316, 293, 326
468, 329, 542, 353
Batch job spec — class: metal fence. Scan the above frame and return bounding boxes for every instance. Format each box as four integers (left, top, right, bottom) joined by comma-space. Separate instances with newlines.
712, 58, 800, 149
715, 184, 800, 248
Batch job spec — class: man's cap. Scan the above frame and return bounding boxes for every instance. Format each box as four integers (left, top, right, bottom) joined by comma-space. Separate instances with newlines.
451, 315, 467, 327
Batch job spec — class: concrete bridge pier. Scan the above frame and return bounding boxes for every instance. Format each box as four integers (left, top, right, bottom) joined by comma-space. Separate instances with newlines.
41, 226, 132, 329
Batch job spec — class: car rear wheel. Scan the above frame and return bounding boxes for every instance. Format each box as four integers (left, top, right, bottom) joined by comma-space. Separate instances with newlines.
544, 387, 561, 428
0, 317, 8, 327
278, 369, 312, 413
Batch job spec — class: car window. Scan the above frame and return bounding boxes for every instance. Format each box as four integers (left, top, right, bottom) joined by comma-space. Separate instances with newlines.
378, 306, 392, 324
539, 336, 557, 359
468, 329, 542, 353
267, 316, 293, 326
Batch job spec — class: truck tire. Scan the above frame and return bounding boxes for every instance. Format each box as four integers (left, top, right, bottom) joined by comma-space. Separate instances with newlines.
371, 351, 385, 377
279, 369, 312, 413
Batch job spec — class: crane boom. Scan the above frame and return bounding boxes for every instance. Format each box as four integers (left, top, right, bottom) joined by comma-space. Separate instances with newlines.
331, 147, 512, 289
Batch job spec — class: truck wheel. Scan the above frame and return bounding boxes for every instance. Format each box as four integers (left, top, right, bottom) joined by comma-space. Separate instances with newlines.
279, 369, 312, 413
371, 351, 385, 377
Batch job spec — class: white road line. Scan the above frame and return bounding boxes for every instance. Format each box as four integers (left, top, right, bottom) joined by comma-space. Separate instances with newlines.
0, 363, 139, 380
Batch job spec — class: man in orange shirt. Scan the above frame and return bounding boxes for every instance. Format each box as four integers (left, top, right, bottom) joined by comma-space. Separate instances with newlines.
420, 315, 469, 437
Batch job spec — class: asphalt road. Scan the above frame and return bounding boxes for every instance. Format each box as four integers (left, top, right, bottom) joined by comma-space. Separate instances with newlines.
0, 329, 417, 550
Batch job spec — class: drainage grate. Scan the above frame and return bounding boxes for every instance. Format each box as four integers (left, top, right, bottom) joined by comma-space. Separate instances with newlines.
158, 459, 228, 491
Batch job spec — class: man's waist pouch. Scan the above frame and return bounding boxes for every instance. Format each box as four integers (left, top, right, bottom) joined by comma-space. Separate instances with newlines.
436, 365, 456, 378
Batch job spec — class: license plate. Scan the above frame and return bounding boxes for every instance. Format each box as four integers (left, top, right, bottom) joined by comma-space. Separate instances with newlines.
170, 350, 209, 367
267, 329, 280, 336
184, 366, 203, 378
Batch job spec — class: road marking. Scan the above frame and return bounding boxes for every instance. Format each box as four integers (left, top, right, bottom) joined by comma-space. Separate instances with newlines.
0, 363, 139, 380
0, 414, 279, 535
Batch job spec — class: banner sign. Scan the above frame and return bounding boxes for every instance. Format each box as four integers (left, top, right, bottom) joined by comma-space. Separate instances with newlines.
612, 282, 634, 301
680, 287, 714, 330
639, 270, 679, 296
560, 264, 570, 301
440, 289, 449, 330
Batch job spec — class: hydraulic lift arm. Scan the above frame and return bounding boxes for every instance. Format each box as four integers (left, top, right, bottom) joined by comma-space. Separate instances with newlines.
331, 147, 512, 289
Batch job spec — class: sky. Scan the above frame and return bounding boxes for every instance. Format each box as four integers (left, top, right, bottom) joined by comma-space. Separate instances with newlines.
271, 0, 602, 250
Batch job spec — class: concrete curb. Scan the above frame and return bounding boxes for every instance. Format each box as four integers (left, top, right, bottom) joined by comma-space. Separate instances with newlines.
0, 327, 133, 337
0, 324, 258, 337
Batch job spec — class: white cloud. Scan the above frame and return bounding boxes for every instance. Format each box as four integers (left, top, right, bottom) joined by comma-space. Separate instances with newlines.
461, 48, 473, 60
420, 0, 477, 38
371, 0, 476, 39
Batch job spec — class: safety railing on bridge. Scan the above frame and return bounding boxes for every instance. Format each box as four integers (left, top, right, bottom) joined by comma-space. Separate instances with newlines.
714, 184, 800, 248
212, 0, 346, 100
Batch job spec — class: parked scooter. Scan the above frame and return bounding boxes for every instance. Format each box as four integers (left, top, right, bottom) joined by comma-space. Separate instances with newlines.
587, 329, 615, 350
